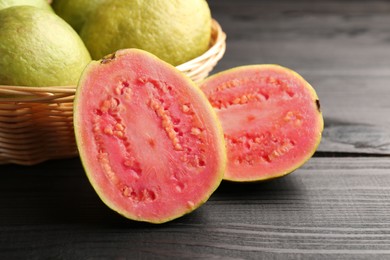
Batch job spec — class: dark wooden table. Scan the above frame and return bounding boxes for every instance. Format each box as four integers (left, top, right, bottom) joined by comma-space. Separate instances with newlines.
2, 0, 390, 259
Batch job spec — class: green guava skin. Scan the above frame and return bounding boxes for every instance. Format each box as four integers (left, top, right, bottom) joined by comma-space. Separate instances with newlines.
80, 0, 212, 66
51, 0, 105, 33
0, 0, 53, 11
0, 6, 91, 87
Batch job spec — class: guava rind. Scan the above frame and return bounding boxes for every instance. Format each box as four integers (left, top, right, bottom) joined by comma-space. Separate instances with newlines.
200, 64, 324, 182
74, 48, 226, 223
0, 6, 91, 87
80, 0, 211, 66
0, 0, 53, 12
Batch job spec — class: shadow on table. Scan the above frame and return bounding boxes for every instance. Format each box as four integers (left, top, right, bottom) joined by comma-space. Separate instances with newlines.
215, 172, 304, 199
0, 158, 305, 228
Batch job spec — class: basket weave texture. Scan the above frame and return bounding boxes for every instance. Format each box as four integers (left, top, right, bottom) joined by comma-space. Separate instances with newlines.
0, 20, 226, 165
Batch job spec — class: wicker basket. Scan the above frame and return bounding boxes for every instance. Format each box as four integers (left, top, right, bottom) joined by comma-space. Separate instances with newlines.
0, 20, 226, 166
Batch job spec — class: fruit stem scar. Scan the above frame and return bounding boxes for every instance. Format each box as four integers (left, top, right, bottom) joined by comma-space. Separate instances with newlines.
315, 99, 321, 112
101, 52, 117, 64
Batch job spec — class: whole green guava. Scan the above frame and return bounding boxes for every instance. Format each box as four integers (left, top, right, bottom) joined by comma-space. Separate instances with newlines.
0, 0, 53, 11
0, 6, 91, 87
80, 0, 212, 66
51, 0, 105, 33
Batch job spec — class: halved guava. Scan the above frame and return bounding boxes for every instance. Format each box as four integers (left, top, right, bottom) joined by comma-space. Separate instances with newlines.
74, 49, 226, 223
200, 65, 324, 182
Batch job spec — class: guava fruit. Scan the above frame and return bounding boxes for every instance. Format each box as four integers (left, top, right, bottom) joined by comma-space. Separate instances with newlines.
200, 65, 324, 182
51, 0, 105, 33
0, 0, 53, 11
73, 48, 226, 223
80, 0, 211, 66
0, 6, 91, 87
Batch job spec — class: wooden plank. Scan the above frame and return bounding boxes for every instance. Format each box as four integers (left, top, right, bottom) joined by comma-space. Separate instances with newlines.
314, 75, 390, 154
208, 0, 390, 154
1, 157, 390, 258
209, 0, 390, 72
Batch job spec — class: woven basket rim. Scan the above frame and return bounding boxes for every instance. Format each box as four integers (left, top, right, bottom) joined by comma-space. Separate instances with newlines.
0, 19, 226, 101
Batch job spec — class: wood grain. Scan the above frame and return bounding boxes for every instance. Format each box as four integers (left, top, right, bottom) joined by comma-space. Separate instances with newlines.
1, 157, 390, 259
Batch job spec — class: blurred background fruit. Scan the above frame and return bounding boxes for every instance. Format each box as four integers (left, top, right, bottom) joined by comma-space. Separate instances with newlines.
51, 0, 105, 33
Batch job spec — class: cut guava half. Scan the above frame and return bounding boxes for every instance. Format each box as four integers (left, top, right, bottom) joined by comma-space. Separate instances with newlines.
200, 65, 324, 182
74, 49, 226, 223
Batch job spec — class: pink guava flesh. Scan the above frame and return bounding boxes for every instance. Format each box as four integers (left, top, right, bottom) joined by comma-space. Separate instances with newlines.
74, 49, 226, 223
200, 65, 323, 182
